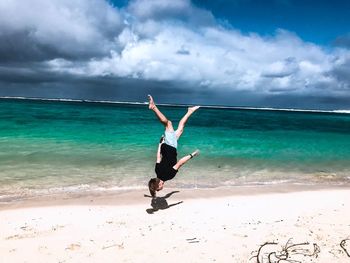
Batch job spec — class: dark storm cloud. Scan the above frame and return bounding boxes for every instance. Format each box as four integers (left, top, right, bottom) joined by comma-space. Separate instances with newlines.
250, 92, 347, 111
262, 72, 293, 78
0, 29, 120, 63
0, 0, 123, 63
0, 72, 197, 103
0, 0, 349, 110
0, 30, 57, 62
334, 34, 350, 49
0, 66, 57, 83
1, 71, 349, 110
329, 59, 350, 90
267, 87, 298, 93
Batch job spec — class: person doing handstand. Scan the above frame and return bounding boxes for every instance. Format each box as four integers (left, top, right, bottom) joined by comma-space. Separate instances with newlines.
148, 95, 200, 197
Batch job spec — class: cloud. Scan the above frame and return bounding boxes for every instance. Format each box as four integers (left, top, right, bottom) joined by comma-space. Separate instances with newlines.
0, 0, 123, 61
127, 0, 215, 26
128, 0, 191, 21
334, 34, 350, 49
261, 57, 299, 78
81, 26, 342, 96
328, 51, 350, 91
0, 0, 349, 109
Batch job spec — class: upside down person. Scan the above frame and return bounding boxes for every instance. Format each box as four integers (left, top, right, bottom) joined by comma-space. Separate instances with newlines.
147, 95, 200, 197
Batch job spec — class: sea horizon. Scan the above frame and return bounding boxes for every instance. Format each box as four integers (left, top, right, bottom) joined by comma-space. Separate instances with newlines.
1, 96, 350, 114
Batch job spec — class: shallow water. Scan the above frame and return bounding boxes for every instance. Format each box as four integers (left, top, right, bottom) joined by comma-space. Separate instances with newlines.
1, 98, 350, 201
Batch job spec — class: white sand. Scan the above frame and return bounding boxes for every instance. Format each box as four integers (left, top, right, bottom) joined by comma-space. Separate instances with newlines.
1, 188, 350, 263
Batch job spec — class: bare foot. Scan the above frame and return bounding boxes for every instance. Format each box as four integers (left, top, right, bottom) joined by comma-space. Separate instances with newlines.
191, 149, 200, 157
148, 95, 156, 110
188, 106, 200, 113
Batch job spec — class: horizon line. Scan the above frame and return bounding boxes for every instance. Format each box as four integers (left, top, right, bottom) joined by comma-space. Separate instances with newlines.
1, 96, 349, 114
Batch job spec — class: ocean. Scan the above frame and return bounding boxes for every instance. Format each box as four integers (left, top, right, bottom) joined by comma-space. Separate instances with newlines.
1, 98, 350, 202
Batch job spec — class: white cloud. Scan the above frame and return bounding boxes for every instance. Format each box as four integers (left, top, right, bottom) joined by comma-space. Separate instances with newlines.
82, 22, 342, 95
1, 0, 349, 98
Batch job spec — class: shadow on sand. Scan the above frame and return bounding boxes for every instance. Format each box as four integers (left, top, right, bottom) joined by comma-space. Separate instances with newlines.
144, 191, 183, 214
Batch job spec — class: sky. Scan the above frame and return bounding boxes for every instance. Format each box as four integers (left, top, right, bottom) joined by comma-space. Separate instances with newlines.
0, 0, 349, 109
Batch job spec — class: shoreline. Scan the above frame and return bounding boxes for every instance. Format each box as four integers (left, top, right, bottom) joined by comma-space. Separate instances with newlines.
1, 183, 350, 211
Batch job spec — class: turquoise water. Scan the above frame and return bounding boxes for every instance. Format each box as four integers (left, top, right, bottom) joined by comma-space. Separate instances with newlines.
1, 98, 350, 201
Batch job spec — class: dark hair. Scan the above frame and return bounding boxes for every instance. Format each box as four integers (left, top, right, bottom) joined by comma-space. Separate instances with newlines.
148, 178, 160, 197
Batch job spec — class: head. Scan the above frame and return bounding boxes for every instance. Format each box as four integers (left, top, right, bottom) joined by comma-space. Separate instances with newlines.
148, 178, 164, 197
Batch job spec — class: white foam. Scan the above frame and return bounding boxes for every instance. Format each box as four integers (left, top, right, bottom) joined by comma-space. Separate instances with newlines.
94, 185, 145, 191
27, 184, 145, 195
332, 110, 350, 114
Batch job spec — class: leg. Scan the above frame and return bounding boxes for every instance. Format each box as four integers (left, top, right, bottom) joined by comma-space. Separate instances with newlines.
148, 95, 174, 131
175, 106, 200, 139
173, 150, 200, 170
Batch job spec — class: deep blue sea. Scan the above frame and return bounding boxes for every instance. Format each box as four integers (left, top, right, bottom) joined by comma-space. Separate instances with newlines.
1, 98, 350, 202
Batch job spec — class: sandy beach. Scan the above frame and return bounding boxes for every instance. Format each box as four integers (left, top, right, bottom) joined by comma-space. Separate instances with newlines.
1, 186, 350, 263
1, 0, 350, 262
